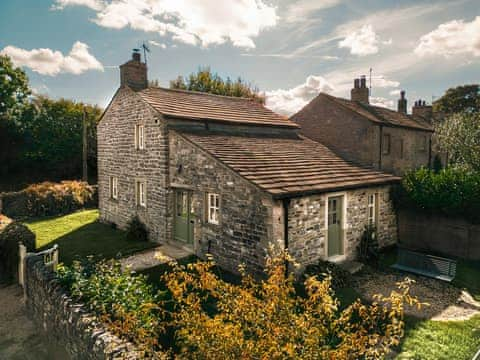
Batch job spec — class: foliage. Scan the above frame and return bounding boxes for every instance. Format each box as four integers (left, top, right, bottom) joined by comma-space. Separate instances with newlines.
433, 84, 480, 116
163, 252, 423, 359
358, 224, 380, 267
56, 259, 169, 357
126, 216, 149, 242
25, 209, 156, 265
0, 55, 30, 120
0, 221, 36, 283
392, 167, 480, 223
303, 259, 352, 289
169, 67, 265, 103
1, 181, 97, 219
436, 112, 480, 171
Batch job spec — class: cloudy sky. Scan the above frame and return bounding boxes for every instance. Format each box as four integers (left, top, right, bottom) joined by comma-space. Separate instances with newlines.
1, 0, 479, 115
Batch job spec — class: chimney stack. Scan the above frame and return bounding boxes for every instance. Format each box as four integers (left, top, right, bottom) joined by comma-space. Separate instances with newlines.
120, 50, 148, 91
412, 99, 433, 122
397, 90, 407, 114
351, 75, 369, 104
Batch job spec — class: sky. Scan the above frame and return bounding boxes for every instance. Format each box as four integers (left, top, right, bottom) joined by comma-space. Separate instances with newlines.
1, 0, 479, 115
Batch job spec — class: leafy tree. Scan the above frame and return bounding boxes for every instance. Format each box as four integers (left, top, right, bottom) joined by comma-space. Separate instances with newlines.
433, 84, 480, 116
0, 55, 30, 120
169, 67, 265, 103
436, 112, 480, 171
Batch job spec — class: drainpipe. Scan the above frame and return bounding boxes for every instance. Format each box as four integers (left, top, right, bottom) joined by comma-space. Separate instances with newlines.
282, 198, 290, 276
378, 125, 383, 170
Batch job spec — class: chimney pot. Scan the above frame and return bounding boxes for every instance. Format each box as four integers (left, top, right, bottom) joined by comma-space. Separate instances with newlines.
120, 51, 148, 91
354, 78, 360, 89
412, 98, 433, 122
132, 51, 141, 62
351, 76, 369, 104
398, 90, 407, 114
360, 75, 366, 88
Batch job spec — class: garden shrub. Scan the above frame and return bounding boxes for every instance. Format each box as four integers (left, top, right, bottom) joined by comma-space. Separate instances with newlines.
302, 259, 352, 289
358, 224, 379, 267
126, 216, 149, 242
0, 180, 97, 219
0, 221, 36, 283
392, 167, 480, 223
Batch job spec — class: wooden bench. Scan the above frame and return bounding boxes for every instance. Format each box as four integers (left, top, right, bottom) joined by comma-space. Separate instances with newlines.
391, 248, 457, 282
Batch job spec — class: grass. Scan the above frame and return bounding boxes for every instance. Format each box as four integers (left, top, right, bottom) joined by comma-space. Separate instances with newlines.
25, 209, 156, 265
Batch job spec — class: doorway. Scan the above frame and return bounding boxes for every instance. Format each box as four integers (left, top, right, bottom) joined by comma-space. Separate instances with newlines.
327, 195, 344, 257
174, 189, 194, 244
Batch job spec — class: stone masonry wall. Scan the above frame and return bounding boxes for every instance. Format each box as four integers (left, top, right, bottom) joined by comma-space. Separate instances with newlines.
25, 256, 141, 359
287, 185, 397, 268
169, 132, 279, 274
97, 87, 169, 242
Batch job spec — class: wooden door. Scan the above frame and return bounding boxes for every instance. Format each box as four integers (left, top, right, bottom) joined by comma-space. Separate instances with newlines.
174, 190, 193, 244
328, 196, 344, 257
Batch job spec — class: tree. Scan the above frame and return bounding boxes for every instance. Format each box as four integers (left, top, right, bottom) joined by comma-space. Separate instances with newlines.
164, 252, 423, 359
169, 67, 265, 103
0, 55, 30, 120
436, 112, 480, 171
433, 84, 480, 116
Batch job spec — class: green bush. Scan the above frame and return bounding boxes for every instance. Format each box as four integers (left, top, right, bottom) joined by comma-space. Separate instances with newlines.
303, 259, 351, 289
126, 216, 149, 242
0, 221, 36, 284
56, 259, 168, 356
0, 180, 97, 219
392, 167, 480, 223
357, 224, 379, 267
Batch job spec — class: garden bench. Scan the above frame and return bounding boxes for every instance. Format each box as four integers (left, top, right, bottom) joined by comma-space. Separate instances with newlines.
391, 248, 456, 282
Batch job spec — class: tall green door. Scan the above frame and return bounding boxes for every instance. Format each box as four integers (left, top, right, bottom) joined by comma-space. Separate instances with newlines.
327, 196, 344, 257
174, 190, 194, 244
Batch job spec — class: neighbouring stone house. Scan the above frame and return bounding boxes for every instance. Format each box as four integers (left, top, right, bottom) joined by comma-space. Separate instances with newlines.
291, 76, 435, 176
98, 53, 399, 274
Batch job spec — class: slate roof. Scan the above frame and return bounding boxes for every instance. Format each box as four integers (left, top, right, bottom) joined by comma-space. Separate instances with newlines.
179, 131, 400, 198
138, 87, 299, 128
315, 93, 433, 132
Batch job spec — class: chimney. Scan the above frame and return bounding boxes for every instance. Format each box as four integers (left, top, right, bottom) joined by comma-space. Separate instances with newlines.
351, 75, 369, 104
397, 90, 407, 114
412, 99, 433, 122
119, 50, 148, 91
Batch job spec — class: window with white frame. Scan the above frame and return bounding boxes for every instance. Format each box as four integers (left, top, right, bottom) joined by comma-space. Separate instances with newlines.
207, 193, 220, 225
135, 124, 145, 150
367, 193, 377, 225
136, 180, 146, 207
109, 176, 118, 200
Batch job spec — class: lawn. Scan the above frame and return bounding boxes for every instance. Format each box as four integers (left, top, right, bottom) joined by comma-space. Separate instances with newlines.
25, 209, 156, 265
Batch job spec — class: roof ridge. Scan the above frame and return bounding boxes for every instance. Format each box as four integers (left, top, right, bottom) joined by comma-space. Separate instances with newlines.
143, 86, 261, 102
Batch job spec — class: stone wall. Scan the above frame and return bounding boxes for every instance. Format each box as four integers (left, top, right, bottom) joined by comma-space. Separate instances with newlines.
97, 87, 169, 243
287, 185, 397, 267
25, 256, 141, 359
169, 132, 279, 274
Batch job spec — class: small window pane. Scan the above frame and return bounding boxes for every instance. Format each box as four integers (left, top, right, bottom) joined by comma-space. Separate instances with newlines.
207, 193, 220, 225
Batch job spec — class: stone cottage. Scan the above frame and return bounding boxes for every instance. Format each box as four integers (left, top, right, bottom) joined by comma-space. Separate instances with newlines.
97, 53, 399, 273
291, 76, 435, 176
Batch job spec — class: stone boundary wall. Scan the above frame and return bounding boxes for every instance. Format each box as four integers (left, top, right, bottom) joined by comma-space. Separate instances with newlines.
25, 256, 142, 359
398, 209, 480, 260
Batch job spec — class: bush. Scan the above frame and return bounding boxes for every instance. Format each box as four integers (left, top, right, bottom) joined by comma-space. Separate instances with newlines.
0, 221, 36, 283
392, 167, 480, 223
302, 259, 351, 289
126, 216, 149, 242
0, 180, 97, 219
56, 259, 169, 357
358, 224, 379, 267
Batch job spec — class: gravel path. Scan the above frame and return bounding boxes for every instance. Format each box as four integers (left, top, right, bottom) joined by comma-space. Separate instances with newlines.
0, 284, 69, 360
353, 268, 480, 321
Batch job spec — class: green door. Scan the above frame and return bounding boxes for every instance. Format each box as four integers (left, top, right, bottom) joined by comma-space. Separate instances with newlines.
174, 190, 194, 244
328, 196, 344, 257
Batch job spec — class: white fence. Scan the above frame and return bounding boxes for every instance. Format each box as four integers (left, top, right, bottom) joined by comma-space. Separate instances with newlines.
19, 242, 59, 299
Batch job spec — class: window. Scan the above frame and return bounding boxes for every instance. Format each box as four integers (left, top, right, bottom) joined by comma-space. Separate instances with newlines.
367, 193, 377, 226
135, 124, 145, 150
207, 193, 220, 225
382, 134, 391, 155
109, 176, 118, 200
135, 180, 146, 207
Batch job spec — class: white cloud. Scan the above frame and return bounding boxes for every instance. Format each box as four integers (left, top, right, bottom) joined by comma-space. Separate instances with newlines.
414, 16, 480, 57
52, 0, 105, 11
338, 24, 380, 56
389, 89, 401, 96
0, 41, 103, 76
372, 75, 399, 88
265, 75, 334, 115
54, 0, 278, 49
370, 96, 395, 109
285, 0, 342, 23
149, 40, 166, 49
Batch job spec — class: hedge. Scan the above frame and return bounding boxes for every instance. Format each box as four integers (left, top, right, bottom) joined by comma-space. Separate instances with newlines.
0, 181, 97, 220
392, 167, 480, 223
0, 220, 36, 284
